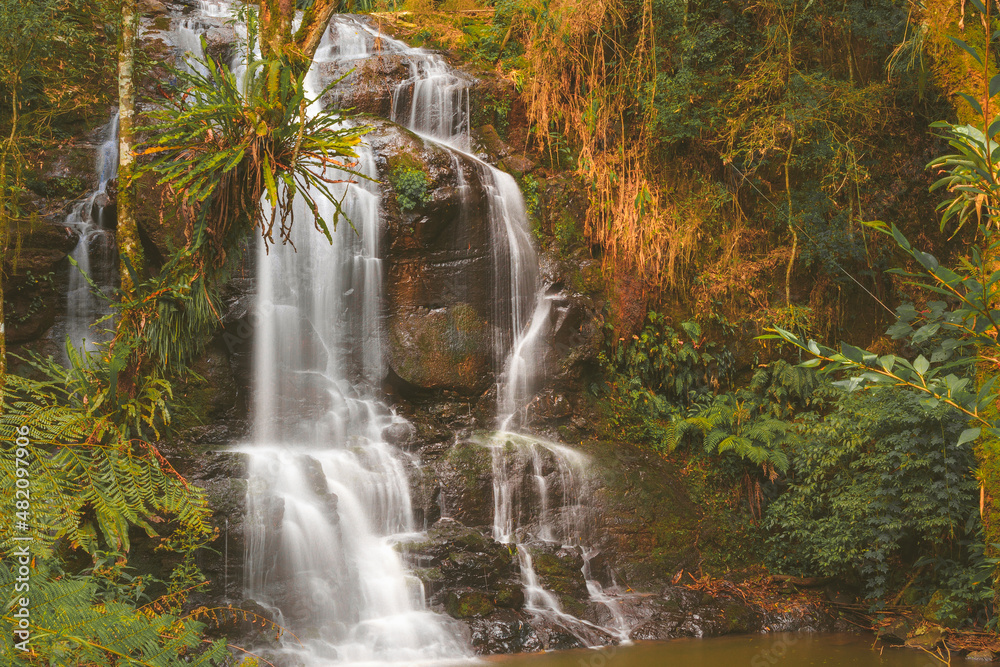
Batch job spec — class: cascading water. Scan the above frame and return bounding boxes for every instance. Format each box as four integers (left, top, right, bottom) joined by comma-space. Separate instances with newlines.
371, 14, 632, 645
64, 112, 119, 356
177, 3, 626, 659
233, 17, 467, 667
482, 431, 631, 643
314, 12, 632, 647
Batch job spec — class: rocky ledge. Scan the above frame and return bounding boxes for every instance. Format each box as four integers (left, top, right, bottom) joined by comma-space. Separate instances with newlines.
396, 516, 845, 655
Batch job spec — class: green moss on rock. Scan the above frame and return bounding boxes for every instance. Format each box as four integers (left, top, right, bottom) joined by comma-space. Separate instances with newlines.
445, 589, 495, 618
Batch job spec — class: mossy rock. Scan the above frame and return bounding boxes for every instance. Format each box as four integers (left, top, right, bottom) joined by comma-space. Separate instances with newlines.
388, 302, 491, 393
721, 602, 761, 634
445, 589, 495, 618
494, 583, 524, 609
922, 590, 967, 629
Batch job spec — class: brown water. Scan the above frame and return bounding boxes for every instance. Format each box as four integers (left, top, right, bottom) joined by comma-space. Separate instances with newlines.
481, 634, 964, 667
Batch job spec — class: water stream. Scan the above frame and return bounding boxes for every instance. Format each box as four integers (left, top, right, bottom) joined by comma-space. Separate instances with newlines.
63, 111, 119, 357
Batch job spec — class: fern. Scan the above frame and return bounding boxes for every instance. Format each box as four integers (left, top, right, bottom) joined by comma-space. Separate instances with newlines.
0, 566, 229, 665
0, 367, 211, 557
677, 394, 794, 476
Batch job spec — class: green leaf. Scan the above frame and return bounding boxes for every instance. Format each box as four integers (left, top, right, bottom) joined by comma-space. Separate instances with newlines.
957, 427, 982, 446
959, 92, 985, 117
841, 343, 866, 364
262, 158, 277, 207
914, 355, 930, 375
950, 37, 984, 65
914, 250, 939, 271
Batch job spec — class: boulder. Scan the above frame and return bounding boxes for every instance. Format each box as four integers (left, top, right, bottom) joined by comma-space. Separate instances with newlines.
367, 122, 498, 394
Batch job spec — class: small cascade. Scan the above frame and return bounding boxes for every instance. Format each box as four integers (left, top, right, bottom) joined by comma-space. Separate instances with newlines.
174, 19, 212, 78
391, 56, 471, 151
481, 432, 631, 643
197, 0, 232, 19
64, 112, 119, 356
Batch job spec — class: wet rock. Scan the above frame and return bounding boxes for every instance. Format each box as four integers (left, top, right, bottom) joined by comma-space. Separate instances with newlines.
397, 518, 515, 588
473, 125, 510, 161
366, 122, 498, 394
623, 586, 773, 641
3, 222, 79, 344
526, 544, 589, 617
494, 583, 525, 609
446, 589, 495, 618
499, 153, 537, 179
876, 616, 913, 645
968, 650, 995, 661
299, 456, 339, 519
433, 441, 495, 528
531, 619, 586, 651
467, 609, 542, 654
905, 624, 946, 650
318, 54, 412, 118
923, 589, 967, 628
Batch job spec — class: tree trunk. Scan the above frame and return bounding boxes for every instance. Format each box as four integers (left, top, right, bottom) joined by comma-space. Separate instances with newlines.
260, 0, 338, 74
117, 0, 143, 297
784, 134, 796, 306
0, 84, 20, 412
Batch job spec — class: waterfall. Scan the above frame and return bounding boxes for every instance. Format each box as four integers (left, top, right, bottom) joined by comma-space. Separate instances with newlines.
64, 112, 119, 357
171, 4, 627, 658
482, 432, 631, 643
228, 15, 468, 665
243, 143, 465, 664
316, 13, 632, 646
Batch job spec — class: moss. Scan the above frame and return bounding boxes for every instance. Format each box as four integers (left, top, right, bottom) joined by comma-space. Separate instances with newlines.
385, 149, 425, 176
446, 440, 491, 503
494, 583, 524, 609
445, 590, 495, 618
570, 261, 605, 296
389, 304, 490, 391
721, 603, 757, 633
558, 594, 587, 618
409, 567, 443, 585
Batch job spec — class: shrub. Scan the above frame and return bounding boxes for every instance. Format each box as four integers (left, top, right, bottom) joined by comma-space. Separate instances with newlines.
392, 165, 431, 211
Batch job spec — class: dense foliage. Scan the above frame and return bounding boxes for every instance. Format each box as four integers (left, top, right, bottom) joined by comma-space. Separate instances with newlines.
767, 389, 981, 609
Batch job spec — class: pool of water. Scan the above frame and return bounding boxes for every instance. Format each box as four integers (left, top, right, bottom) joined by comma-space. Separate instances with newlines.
481, 634, 964, 666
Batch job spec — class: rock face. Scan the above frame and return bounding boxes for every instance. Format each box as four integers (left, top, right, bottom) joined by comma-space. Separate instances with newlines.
3, 222, 79, 345
366, 121, 499, 394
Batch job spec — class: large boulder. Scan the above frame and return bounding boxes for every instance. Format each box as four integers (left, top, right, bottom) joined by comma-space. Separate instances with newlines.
366, 122, 499, 394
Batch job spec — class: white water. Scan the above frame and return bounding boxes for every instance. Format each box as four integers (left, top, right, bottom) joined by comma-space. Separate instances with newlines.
482, 432, 631, 643
242, 65, 466, 667
317, 13, 630, 647
174, 20, 212, 78
64, 112, 119, 357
